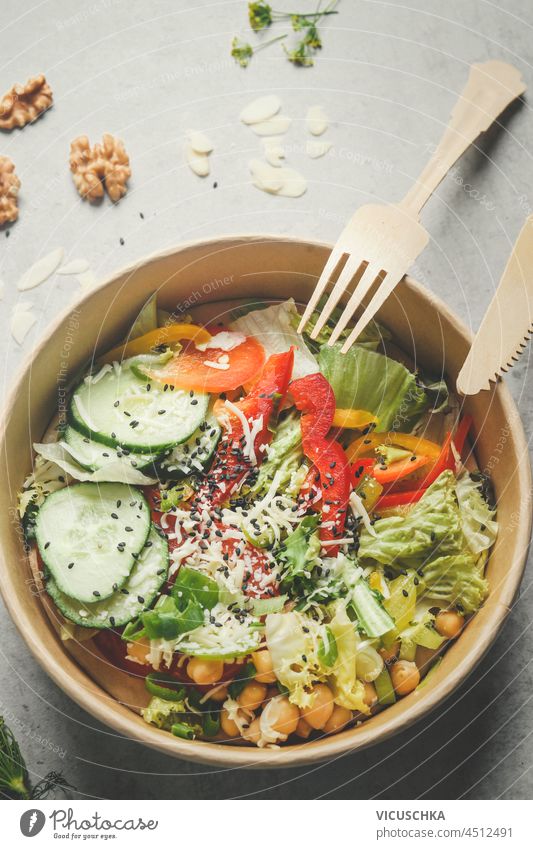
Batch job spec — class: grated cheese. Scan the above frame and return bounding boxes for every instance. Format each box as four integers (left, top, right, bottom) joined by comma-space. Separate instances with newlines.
349, 490, 377, 537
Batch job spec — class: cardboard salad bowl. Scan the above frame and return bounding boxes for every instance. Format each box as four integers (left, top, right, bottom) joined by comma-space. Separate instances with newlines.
0, 235, 531, 769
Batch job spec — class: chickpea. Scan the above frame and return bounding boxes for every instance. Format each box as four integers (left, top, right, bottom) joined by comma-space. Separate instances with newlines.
270, 697, 300, 735
379, 641, 400, 664
324, 705, 352, 734
363, 681, 378, 708
220, 709, 240, 738
187, 657, 224, 686
435, 610, 465, 640
294, 718, 312, 739
238, 682, 267, 712
252, 649, 277, 684
390, 660, 420, 696
243, 717, 262, 745
126, 638, 150, 665
301, 684, 334, 730
210, 685, 228, 703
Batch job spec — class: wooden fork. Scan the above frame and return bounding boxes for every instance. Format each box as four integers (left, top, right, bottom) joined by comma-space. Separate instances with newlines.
298, 61, 526, 353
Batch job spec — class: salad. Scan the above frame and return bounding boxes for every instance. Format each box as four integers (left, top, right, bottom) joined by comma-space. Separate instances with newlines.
19, 296, 498, 748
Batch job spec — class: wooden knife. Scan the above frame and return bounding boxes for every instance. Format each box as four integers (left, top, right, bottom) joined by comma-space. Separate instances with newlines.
457, 215, 533, 395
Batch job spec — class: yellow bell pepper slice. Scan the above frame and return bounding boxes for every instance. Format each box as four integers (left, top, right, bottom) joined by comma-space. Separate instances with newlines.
346, 430, 442, 462
332, 408, 379, 430
100, 324, 211, 365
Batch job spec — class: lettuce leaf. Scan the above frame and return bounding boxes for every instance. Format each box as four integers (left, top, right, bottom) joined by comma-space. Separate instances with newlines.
251, 411, 305, 497
318, 344, 429, 432
231, 299, 318, 381
358, 471, 463, 569
292, 296, 389, 352
421, 553, 489, 614
32, 440, 158, 485
277, 515, 321, 596
359, 470, 495, 613
265, 611, 327, 708
456, 472, 498, 555
327, 601, 369, 714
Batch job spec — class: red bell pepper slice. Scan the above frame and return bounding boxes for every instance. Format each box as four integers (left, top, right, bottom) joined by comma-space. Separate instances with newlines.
193, 349, 294, 508
453, 413, 473, 458
290, 373, 351, 554
375, 432, 454, 510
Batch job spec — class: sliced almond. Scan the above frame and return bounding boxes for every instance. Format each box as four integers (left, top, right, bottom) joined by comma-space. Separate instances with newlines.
250, 115, 292, 137
188, 130, 214, 155
249, 159, 285, 194
306, 105, 329, 136
249, 160, 307, 198
186, 145, 210, 177
306, 139, 332, 159
57, 259, 90, 275
17, 247, 64, 291
263, 137, 285, 167
275, 166, 307, 198
240, 95, 282, 125
11, 307, 36, 345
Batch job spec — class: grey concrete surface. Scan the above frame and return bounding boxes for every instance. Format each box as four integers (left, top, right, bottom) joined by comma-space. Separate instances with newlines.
1, 0, 533, 800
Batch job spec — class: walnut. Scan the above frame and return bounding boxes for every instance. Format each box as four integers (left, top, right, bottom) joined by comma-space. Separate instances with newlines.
0, 155, 21, 225
95, 133, 131, 202
69, 133, 130, 203
0, 74, 53, 131
69, 135, 105, 202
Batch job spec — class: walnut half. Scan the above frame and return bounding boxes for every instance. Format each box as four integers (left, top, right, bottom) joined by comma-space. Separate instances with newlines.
0, 155, 21, 225
0, 74, 53, 131
69, 133, 131, 203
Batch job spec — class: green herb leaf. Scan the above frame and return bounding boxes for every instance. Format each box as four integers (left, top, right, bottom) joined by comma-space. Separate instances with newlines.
248, 2, 273, 31
231, 37, 254, 67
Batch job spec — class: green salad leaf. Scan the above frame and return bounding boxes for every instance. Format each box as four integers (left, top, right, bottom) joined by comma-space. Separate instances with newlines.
456, 472, 498, 555
359, 470, 493, 613
265, 611, 327, 708
327, 601, 369, 714
421, 553, 489, 614
277, 514, 321, 596
251, 411, 305, 498
318, 343, 429, 431
358, 471, 464, 568
293, 295, 389, 352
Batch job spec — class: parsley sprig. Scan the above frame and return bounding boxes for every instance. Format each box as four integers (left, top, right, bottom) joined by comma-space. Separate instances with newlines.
233, 1, 339, 68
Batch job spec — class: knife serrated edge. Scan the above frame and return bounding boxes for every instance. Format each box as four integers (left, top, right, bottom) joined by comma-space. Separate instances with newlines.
457, 216, 533, 395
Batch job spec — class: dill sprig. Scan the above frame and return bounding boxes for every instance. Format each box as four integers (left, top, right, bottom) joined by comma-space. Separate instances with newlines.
233, 1, 339, 68
0, 717, 73, 800
231, 33, 287, 67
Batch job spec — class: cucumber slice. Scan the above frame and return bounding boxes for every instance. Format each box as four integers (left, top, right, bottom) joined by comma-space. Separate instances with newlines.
36, 482, 150, 603
158, 417, 221, 478
63, 425, 159, 473
68, 356, 208, 453
46, 525, 168, 629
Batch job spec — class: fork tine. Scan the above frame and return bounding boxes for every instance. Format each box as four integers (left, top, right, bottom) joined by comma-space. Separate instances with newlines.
309, 255, 366, 340
297, 246, 345, 334
327, 263, 385, 346
341, 269, 404, 353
